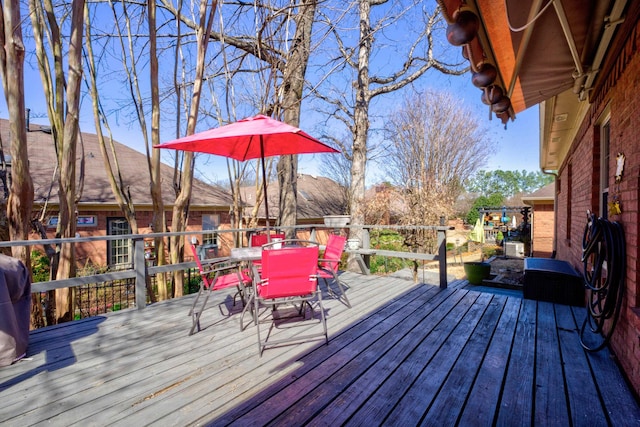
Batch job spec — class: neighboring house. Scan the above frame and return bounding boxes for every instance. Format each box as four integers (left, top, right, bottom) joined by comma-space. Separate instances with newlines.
0, 118, 234, 268
522, 183, 555, 258
440, 1, 640, 395
240, 173, 348, 225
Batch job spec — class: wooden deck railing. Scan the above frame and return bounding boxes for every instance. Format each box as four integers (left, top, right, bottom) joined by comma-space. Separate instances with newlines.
0, 224, 451, 311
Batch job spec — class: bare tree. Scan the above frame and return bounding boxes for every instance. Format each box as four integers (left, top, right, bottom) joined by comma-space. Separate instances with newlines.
313, 1, 467, 269
275, 0, 317, 237
169, 0, 217, 298
29, 0, 86, 323
163, 0, 318, 235
0, 0, 38, 325
318, 131, 351, 212
383, 90, 492, 275
83, 1, 163, 301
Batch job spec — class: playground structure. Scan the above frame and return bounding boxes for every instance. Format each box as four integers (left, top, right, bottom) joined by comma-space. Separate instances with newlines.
478, 206, 531, 255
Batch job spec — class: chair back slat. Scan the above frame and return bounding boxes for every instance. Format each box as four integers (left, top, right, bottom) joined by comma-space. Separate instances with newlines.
250, 233, 286, 248
259, 246, 318, 299
320, 234, 346, 273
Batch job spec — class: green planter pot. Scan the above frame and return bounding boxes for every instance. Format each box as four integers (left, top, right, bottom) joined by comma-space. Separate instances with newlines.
464, 261, 491, 285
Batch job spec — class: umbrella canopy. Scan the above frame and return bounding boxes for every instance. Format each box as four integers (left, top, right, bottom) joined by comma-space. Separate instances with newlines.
155, 114, 339, 232
155, 114, 338, 160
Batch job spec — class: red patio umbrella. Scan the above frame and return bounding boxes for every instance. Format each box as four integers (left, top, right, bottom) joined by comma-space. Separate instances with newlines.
155, 114, 339, 232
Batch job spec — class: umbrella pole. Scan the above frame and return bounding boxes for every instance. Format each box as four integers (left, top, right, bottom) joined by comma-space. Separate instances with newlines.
260, 136, 271, 242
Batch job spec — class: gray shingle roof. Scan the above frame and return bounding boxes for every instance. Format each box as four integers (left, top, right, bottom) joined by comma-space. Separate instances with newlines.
240, 174, 347, 220
0, 119, 233, 208
522, 182, 555, 204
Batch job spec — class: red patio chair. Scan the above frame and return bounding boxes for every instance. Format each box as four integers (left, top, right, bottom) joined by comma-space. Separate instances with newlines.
249, 232, 286, 272
246, 245, 328, 355
249, 232, 286, 247
318, 234, 350, 308
188, 243, 252, 336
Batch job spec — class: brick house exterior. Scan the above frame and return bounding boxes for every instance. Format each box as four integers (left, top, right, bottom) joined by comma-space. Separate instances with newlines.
0, 118, 235, 268
441, 0, 640, 396
555, 24, 640, 391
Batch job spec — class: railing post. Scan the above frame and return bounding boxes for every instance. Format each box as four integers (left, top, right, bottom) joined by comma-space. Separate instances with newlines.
437, 228, 447, 289
133, 237, 147, 309
362, 228, 371, 249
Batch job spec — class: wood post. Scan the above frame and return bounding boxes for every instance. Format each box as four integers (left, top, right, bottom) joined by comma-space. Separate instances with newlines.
438, 228, 447, 289
133, 238, 147, 309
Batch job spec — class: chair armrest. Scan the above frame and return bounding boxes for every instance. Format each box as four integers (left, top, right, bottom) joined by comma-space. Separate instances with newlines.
199, 258, 238, 276
250, 263, 262, 282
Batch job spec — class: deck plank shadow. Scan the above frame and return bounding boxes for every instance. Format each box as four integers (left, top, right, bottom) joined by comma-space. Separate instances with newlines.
0, 271, 638, 426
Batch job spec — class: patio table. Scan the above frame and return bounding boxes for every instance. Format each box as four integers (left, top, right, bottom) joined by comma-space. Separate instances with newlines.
230, 247, 262, 262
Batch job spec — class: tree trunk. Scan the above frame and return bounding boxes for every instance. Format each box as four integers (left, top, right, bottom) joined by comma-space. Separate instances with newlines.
54, 0, 85, 323
276, 0, 317, 237
170, 0, 216, 298
0, 0, 37, 325
148, 0, 166, 302
347, 0, 372, 271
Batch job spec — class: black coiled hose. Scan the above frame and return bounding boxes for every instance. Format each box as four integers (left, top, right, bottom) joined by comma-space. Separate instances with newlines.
580, 212, 626, 352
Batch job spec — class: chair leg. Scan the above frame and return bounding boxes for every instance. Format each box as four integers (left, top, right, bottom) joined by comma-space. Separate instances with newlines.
188, 282, 205, 317
254, 293, 265, 356
189, 287, 212, 336
333, 273, 351, 308
239, 291, 256, 331
323, 273, 351, 309
316, 289, 329, 345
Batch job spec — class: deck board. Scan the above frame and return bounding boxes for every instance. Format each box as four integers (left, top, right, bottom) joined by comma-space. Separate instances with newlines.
423, 294, 508, 425
534, 301, 570, 426
496, 297, 536, 425
555, 304, 608, 426
385, 292, 493, 425
1, 271, 638, 426
457, 296, 521, 426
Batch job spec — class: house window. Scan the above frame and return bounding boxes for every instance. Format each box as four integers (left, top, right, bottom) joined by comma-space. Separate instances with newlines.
202, 214, 220, 245
107, 218, 131, 268
600, 120, 610, 220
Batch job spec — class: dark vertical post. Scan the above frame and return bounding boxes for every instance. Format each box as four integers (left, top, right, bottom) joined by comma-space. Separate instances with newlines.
437, 227, 447, 289
133, 237, 147, 309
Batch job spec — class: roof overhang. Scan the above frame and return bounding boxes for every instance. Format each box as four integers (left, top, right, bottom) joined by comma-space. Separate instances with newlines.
439, 0, 632, 170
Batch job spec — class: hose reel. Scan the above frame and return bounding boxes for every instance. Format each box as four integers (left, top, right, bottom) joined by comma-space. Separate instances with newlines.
580, 211, 626, 352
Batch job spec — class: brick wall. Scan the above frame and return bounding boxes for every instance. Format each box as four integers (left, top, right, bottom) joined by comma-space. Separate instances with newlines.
32, 208, 231, 267
555, 21, 640, 395
531, 203, 554, 257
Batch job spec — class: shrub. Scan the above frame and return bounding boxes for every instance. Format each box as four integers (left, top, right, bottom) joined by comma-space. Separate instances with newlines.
30, 250, 51, 282
368, 230, 412, 274
184, 272, 202, 295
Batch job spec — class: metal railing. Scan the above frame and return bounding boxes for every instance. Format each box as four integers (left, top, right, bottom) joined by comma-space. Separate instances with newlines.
1, 224, 451, 315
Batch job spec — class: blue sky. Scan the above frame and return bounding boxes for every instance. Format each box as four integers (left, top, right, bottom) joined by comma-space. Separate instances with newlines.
2, 63, 543, 185
1, 1, 543, 185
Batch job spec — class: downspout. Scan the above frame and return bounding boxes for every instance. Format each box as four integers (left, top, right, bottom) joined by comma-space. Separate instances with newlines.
542, 169, 559, 258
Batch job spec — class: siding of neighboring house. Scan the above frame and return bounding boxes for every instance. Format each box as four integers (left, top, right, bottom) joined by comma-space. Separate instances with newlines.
555, 21, 640, 395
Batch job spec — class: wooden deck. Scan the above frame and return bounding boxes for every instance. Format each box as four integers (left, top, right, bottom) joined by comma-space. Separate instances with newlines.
1, 272, 639, 426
